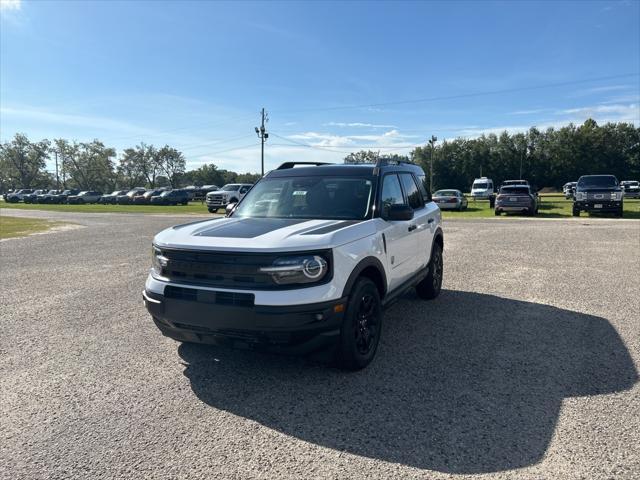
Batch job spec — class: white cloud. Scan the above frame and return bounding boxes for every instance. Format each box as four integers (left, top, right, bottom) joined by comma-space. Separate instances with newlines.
0, 105, 156, 137
509, 109, 549, 115
558, 103, 639, 122
324, 122, 398, 128
288, 129, 418, 148
0, 0, 21, 11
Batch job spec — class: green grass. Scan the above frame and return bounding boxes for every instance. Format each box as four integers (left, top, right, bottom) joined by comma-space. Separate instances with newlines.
2, 198, 639, 220
0, 215, 64, 239
441, 197, 640, 219
0, 200, 214, 215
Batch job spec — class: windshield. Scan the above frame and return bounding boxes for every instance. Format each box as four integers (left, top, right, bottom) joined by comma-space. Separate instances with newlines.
234, 176, 374, 220
473, 182, 488, 189
127, 189, 141, 196
623, 181, 638, 187
160, 190, 173, 197
434, 190, 458, 196
578, 176, 618, 189
221, 184, 240, 191
78, 191, 88, 195
500, 186, 530, 194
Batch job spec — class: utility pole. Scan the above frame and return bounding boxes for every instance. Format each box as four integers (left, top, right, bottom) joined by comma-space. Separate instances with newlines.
54, 150, 60, 190
428, 135, 437, 193
255, 108, 269, 176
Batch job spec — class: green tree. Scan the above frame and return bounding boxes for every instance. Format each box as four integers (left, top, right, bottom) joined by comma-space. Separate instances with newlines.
0, 133, 50, 188
157, 145, 186, 187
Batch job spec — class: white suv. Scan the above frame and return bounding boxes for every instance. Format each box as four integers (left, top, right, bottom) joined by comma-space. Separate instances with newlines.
144, 160, 444, 369
205, 183, 253, 212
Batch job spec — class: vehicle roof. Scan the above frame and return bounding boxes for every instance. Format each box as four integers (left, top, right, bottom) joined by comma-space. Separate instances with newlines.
266, 163, 425, 178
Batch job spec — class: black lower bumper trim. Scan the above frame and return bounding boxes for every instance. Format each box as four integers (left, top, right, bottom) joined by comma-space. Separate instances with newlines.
144, 288, 346, 353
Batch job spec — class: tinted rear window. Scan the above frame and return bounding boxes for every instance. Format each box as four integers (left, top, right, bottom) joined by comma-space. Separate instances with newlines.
500, 186, 530, 194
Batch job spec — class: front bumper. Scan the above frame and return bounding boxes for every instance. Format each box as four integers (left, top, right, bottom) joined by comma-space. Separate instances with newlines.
143, 286, 346, 353
206, 198, 229, 208
574, 200, 622, 212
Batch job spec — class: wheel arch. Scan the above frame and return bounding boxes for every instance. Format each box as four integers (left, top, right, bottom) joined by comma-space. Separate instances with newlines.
341, 256, 387, 300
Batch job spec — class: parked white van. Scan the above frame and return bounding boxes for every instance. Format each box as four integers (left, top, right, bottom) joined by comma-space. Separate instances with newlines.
471, 177, 494, 198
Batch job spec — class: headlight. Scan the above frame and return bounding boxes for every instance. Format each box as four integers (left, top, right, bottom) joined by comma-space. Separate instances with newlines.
260, 254, 329, 285
151, 246, 168, 275
612, 192, 622, 201
576, 191, 585, 201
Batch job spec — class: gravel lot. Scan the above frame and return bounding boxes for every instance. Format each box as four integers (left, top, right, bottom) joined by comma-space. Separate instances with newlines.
1, 209, 639, 479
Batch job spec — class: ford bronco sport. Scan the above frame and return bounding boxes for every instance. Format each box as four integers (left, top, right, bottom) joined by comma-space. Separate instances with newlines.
144, 159, 444, 369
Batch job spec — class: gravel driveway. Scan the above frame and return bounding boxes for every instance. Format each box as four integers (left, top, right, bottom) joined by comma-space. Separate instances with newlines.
1, 209, 638, 479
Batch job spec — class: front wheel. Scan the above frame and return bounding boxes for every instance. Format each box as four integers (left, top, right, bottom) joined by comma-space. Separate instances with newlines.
572, 208, 580, 217
416, 242, 443, 300
494, 209, 501, 216
336, 278, 382, 371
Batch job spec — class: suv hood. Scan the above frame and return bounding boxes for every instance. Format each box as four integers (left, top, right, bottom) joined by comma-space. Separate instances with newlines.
154, 217, 374, 252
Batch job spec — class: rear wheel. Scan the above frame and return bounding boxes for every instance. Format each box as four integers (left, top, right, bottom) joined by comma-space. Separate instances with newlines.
336, 278, 382, 370
416, 242, 443, 300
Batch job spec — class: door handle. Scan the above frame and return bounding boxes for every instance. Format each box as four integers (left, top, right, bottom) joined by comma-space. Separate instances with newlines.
408, 224, 417, 232
427, 218, 434, 224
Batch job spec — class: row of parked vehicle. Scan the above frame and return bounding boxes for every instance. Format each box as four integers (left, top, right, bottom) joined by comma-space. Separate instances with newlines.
4, 187, 191, 205
432, 175, 634, 217
2, 183, 257, 210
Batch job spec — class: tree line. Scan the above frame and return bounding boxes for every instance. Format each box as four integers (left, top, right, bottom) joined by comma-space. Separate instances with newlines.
2, 119, 638, 193
0, 133, 261, 192
347, 119, 639, 192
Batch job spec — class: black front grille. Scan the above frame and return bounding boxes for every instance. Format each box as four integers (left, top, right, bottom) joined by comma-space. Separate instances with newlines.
160, 249, 282, 289
165, 285, 254, 307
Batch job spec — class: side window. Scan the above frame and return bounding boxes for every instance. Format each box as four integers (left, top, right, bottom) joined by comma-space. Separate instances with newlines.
240, 186, 250, 194
399, 173, 423, 210
380, 174, 405, 217
416, 174, 431, 202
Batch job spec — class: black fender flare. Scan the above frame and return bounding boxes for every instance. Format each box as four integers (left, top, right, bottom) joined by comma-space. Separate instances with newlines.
430, 227, 444, 262
341, 256, 388, 298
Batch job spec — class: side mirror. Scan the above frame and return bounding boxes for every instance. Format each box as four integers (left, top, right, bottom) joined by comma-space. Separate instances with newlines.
225, 202, 237, 216
385, 204, 414, 221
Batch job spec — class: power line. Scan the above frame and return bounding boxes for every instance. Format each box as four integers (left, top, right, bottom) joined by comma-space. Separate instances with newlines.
272, 73, 640, 114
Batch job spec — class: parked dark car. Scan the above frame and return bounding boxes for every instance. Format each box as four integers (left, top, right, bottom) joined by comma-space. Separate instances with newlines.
5, 189, 34, 203
495, 185, 538, 216
99, 190, 128, 204
573, 175, 623, 217
22, 189, 49, 203
50, 189, 80, 204
150, 189, 190, 205
36, 189, 62, 203
133, 189, 166, 204
2, 189, 15, 201
67, 191, 103, 204
116, 188, 146, 204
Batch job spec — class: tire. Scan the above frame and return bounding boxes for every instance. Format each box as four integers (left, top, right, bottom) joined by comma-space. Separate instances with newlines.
208, 208, 216, 213
494, 209, 500, 216
617, 208, 623, 218
416, 242, 443, 300
230, 197, 238, 204
336, 277, 383, 371
572, 208, 580, 217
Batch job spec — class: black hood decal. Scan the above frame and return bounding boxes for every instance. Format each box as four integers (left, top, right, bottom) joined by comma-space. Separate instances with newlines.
194, 218, 309, 238
301, 220, 361, 235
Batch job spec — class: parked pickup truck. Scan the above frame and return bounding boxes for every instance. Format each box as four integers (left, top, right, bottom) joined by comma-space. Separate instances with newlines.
573, 175, 623, 217
144, 159, 444, 370
205, 184, 253, 213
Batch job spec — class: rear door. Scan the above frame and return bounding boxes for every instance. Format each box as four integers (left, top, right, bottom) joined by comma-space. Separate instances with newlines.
399, 173, 435, 270
379, 174, 417, 290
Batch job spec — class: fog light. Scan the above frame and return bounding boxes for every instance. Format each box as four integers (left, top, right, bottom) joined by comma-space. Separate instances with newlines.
334, 304, 345, 313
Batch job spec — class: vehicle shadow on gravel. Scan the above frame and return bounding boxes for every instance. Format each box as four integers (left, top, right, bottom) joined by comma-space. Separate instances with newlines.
178, 290, 637, 474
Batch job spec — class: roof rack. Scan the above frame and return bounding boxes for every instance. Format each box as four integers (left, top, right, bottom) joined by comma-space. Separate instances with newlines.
276, 161, 332, 170
373, 156, 415, 175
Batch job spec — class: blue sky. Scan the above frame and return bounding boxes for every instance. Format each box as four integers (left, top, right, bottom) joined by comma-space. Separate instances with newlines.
1, 0, 639, 174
